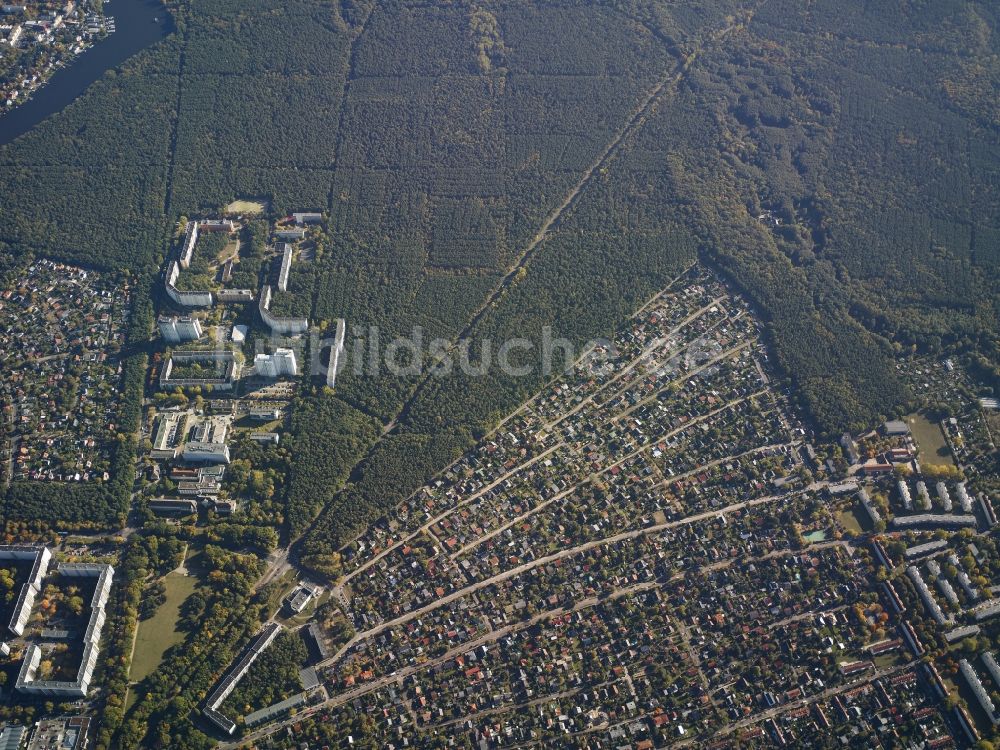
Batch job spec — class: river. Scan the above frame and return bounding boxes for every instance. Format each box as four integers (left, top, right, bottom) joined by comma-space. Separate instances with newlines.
0, 0, 173, 147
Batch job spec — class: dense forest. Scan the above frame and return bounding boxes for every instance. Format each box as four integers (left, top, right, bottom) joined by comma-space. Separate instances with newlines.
298, 0, 999, 562
0, 0, 996, 548
0, 0, 993, 498
285, 393, 381, 536
0, 1, 997, 740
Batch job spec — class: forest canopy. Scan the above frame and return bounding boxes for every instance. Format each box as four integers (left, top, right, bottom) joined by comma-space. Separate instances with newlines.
0, 0, 996, 572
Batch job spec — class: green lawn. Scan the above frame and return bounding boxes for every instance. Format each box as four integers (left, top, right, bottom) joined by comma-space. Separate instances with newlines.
838, 508, 865, 534
225, 199, 267, 215
907, 413, 955, 468
130, 572, 198, 683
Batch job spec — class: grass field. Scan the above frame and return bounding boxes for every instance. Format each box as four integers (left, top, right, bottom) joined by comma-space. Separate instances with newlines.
217, 238, 241, 264
838, 508, 865, 534
225, 199, 267, 215
907, 413, 955, 468
130, 572, 198, 683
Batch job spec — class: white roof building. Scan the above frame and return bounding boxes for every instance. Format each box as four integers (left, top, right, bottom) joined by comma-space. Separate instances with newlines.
254, 348, 297, 378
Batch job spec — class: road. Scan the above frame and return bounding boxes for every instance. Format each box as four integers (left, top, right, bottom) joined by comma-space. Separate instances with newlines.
220, 582, 657, 750
449, 391, 774, 562
219, 13, 773, 744
319, 481, 827, 672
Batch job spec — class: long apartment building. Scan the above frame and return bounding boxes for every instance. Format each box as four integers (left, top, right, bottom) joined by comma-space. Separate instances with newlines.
0, 545, 52, 638
202, 622, 282, 735
276, 243, 293, 292
159, 350, 239, 392
16, 563, 114, 698
179, 219, 236, 269
258, 285, 308, 335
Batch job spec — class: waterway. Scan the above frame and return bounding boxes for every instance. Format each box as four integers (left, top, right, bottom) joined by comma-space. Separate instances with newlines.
0, 0, 173, 147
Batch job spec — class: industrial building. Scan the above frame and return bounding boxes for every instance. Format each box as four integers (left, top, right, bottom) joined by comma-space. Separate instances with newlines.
151, 411, 188, 459
176, 464, 225, 496
182, 442, 231, 465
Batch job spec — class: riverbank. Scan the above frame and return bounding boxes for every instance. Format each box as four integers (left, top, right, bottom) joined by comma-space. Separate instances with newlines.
0, 0, 173, 146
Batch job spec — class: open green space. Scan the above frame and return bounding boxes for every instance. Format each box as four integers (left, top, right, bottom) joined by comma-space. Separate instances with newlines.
129, 571, 198, 683
837, 509, 865, 535
907, 412, 955, 468
225, 199, 267, 215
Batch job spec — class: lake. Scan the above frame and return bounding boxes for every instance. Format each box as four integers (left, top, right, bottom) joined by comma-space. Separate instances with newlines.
0, 0, 172, 147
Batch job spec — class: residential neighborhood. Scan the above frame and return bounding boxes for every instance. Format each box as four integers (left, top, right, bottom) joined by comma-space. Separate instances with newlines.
0, 0, 114, 110
0, 229, 996, 749
0, 259, 130, 484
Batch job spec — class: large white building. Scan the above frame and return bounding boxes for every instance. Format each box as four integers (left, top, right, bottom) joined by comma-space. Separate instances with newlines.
181, 442, 231, 464
16, 562, 114, 698
182, 418, 231, 465
254, 348, 297, 378
158, 315, 203, 344
0, 545, 51, 637
258, 285, 309, 335
276, 243, 293, 292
